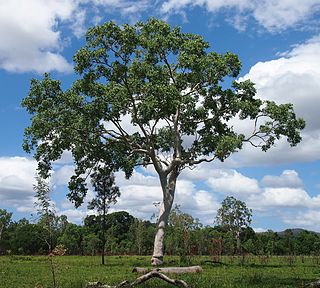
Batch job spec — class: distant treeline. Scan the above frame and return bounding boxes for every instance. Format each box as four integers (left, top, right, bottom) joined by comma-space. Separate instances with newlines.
0, 208, 320, 256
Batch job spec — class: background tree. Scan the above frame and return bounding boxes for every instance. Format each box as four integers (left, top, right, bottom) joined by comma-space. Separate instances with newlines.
22, 18, 305, 265
88, 166, 120, 265
215, 196, 252, 254
166, 205, 202, 264
34, 175, 56, 253
0, 209, 12, 253
58, 223, 84, 255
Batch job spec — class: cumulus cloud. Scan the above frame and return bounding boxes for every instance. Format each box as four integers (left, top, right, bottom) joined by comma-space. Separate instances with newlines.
0, 157, 75, 219
252, 187, 312, 208
0, 0, 76, 73
112, 171, 219, 224
57, 207, 88, 223
0, 157, 38, 213
0, 157, 37, 199
91, 0, 151, 18
283, 210, 320, 230
206, 169, 260, 195
160, 0, 320, 32
241, 35, 320, 129
247, 173, 320, 212
0, 0, 152, 73
252, 0, 320, 32
227, 35, 320, 166
261, 170, 303, 188
52, 165, 75, 186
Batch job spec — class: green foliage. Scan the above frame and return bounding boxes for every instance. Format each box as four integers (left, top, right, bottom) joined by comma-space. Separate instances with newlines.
22, 18, 305, 208
215, 196, 252, 232
2, 209, 320, 258
58, 223, 85, 255
87, 167, 120, 214
87, 167, 120, 265
0, 209, 12, 253
166, 205, 202, 263
215, 196, 252, 254
84, 211, 135, 242
83, 233, 101, 256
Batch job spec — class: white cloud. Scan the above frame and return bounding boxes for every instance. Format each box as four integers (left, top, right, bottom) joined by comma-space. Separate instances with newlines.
206, 169, 260, 195
256, 187, 311, 208
0, 157, 77, 219
248, 186, 320, 211
261, 170, 303, 188
91, 0, 151, 16
0, 0, 77, 73
115, 170, 160, 187
53, 150, 74, 165
52, 165, 75, 186
57, 208, 88, 223
0, 0, 153, 73
0, 157, 37, 199
161, 0, 252, 14
160, 0, 320, 32
283, 210, 320, 230
228, 35, 320, 166
252, 0, 320, 32
111, 170, 219, 224
241, 36, 320, 126
0, 157, 38, 214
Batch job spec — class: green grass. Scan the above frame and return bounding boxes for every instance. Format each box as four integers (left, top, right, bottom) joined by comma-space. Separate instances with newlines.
1, 255, 320, 287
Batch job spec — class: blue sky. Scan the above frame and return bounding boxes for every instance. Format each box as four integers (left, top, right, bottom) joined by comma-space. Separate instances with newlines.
1, 0, 320, 232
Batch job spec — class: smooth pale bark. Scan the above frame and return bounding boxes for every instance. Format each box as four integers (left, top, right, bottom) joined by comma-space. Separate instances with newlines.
132, 266, 203, 274
236, 230, 241, 254
86, 271, 189, 288
0, 224, 3, 241
151, 171, 177, 266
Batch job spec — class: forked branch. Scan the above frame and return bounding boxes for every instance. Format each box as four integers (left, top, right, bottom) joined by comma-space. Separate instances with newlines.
86, 271, 189, 288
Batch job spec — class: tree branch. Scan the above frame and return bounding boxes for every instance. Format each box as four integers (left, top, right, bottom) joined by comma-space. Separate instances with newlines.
86, 271, 190, 288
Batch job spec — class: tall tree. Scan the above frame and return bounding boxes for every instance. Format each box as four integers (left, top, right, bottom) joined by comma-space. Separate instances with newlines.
88, 166, 120, 265
22, 18, 305, 265
34, 175, 56, 253
215, 196, 252, 254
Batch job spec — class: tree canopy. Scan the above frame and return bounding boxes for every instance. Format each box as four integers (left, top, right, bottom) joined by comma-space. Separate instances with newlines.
22, 18, 304, 206
215, 196, 252, 253
215, 196, 252, 231
22, 18, 305, 264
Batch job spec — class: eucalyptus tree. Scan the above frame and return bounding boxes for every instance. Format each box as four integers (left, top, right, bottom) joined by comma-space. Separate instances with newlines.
34, 175, 56, 253
215, 196, 252, 254
87, 167, 120, 265
22, 18, 305, 265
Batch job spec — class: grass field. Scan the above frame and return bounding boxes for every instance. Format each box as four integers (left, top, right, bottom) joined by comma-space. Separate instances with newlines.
1, 255, 320, 288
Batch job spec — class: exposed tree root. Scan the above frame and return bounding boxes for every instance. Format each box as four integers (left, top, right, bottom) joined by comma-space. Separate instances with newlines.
86, 271, 189, 288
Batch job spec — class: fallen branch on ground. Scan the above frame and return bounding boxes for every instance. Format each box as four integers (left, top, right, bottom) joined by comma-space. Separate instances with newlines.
132, 265, 203, 274
86, 271, 190, 288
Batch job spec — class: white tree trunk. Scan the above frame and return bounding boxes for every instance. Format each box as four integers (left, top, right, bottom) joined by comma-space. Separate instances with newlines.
151, 172, 176, 266
236, 230, 241, 254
